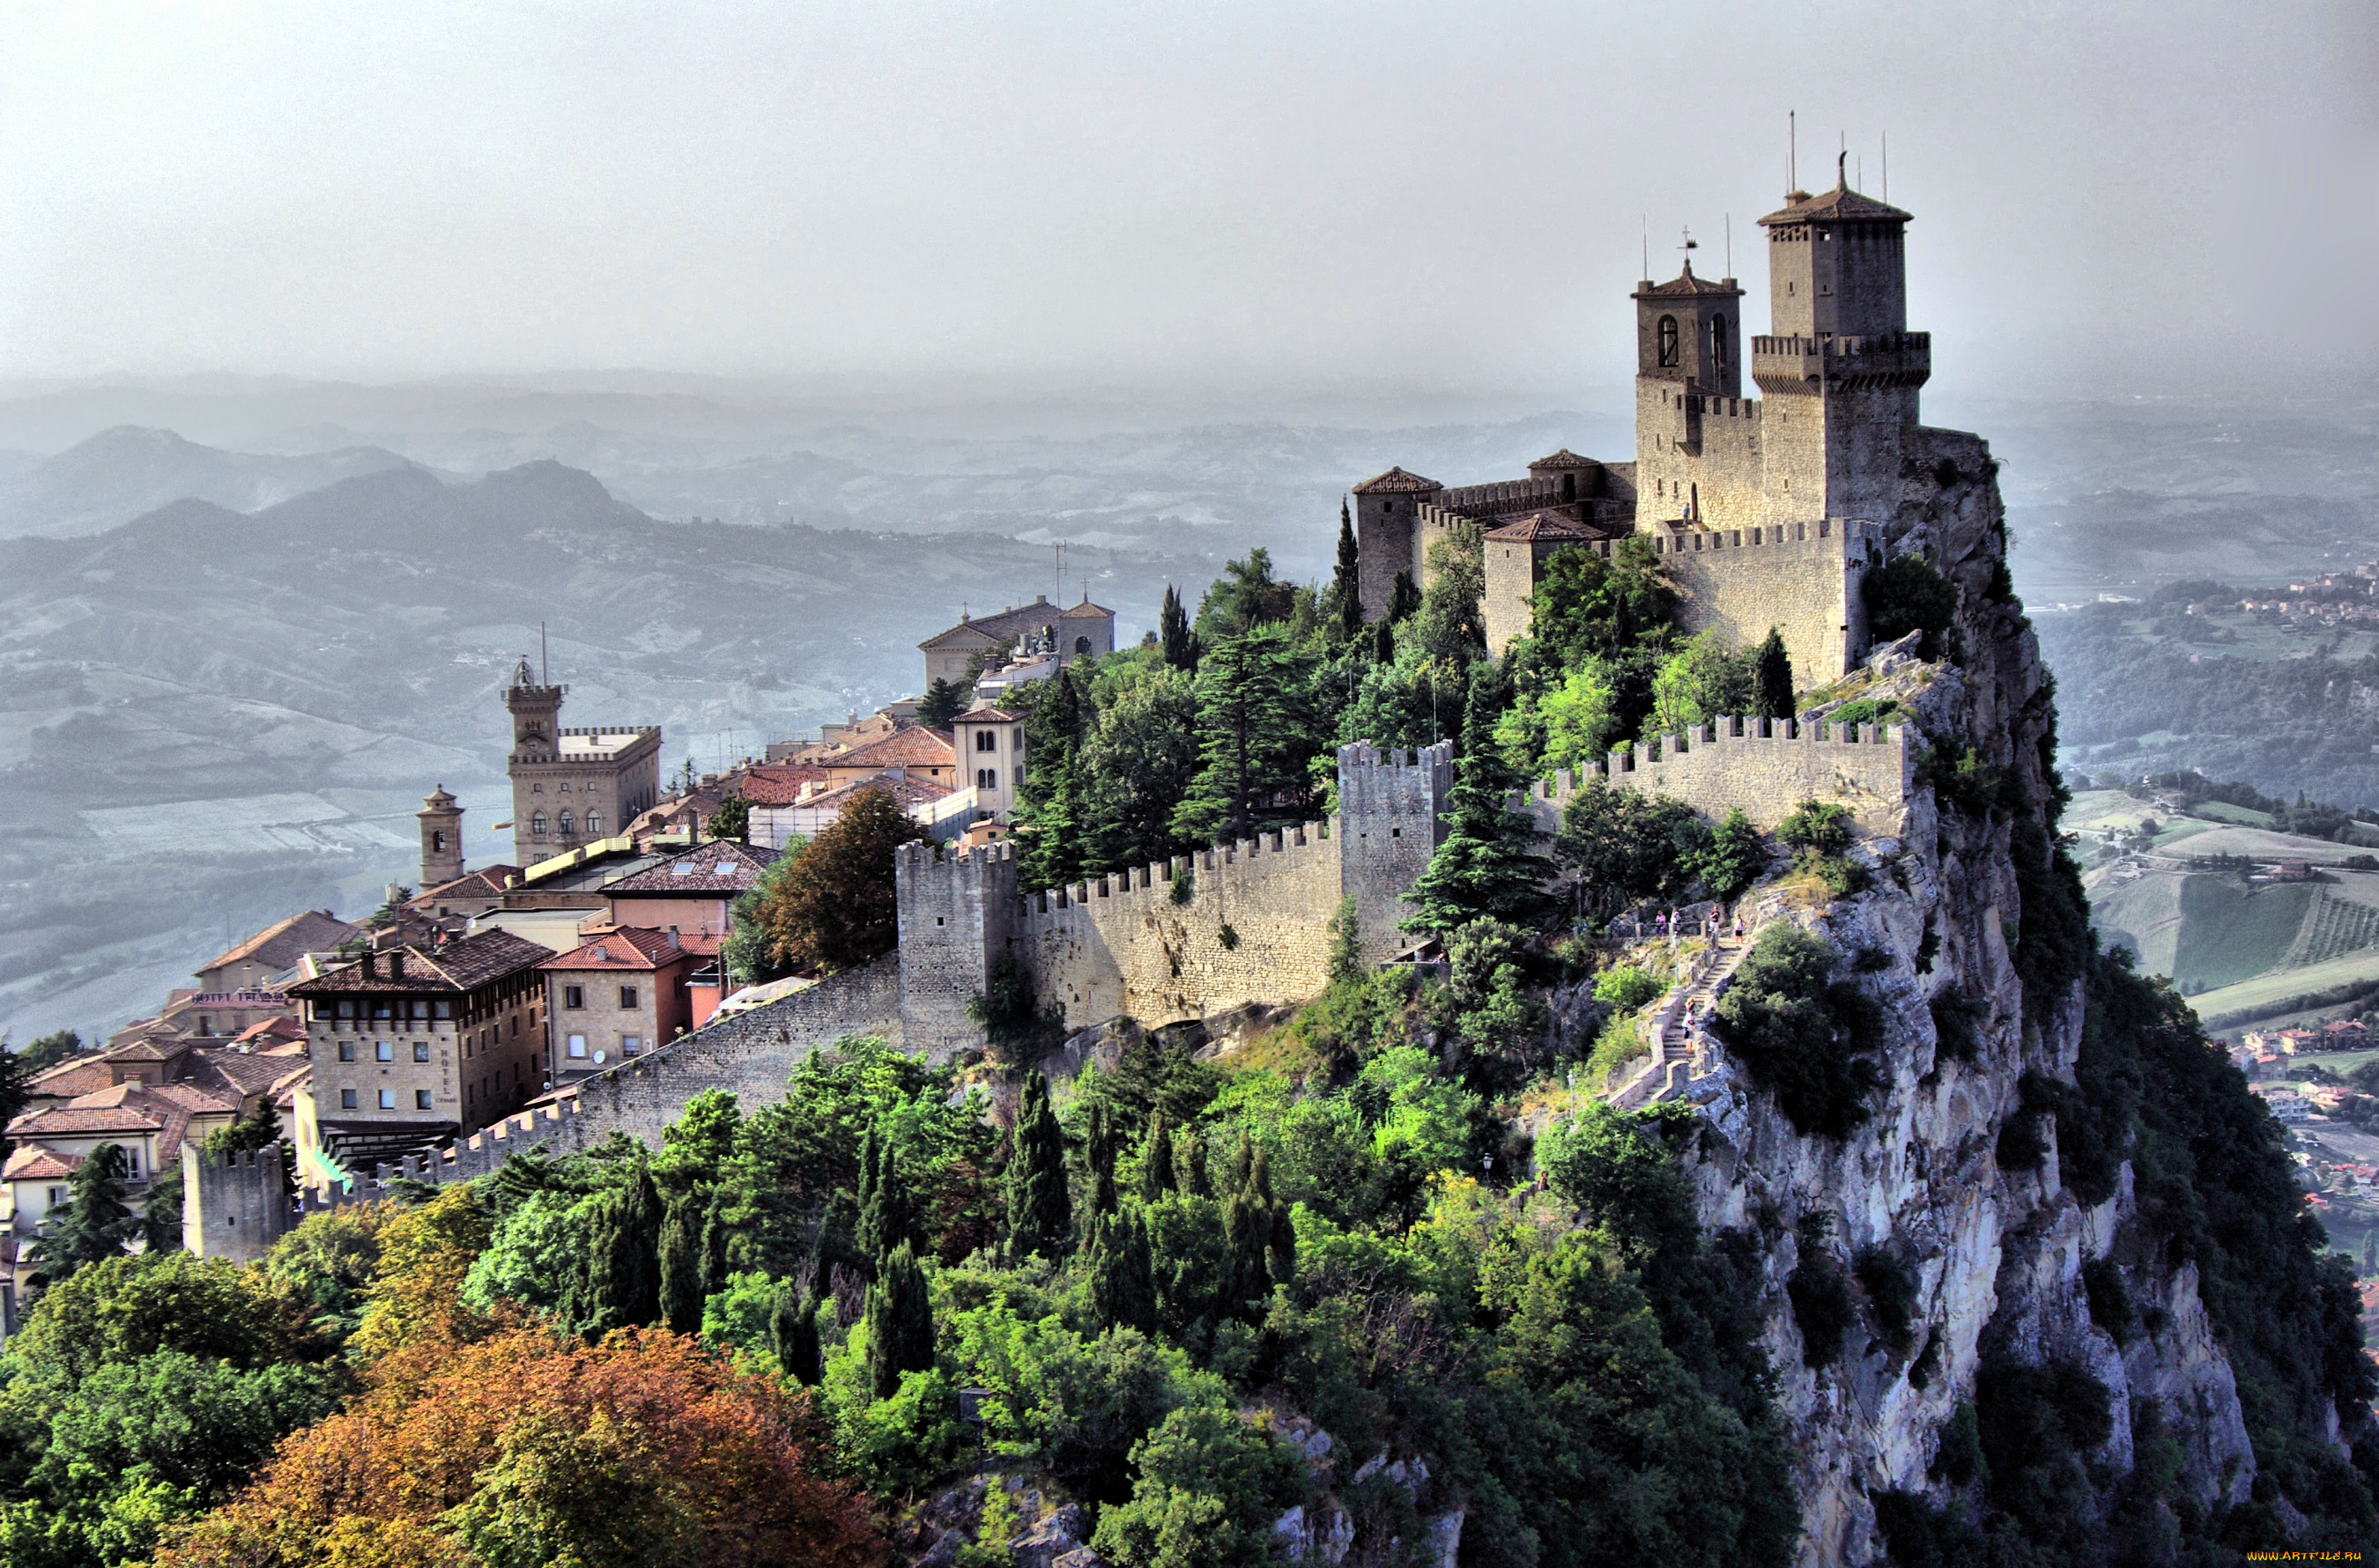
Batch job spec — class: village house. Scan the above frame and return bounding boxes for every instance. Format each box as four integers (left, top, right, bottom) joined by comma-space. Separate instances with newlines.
285, 928, 552, 1188
542, 927, 699, 1083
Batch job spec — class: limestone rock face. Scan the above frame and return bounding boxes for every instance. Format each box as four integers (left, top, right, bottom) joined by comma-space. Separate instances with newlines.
1680, 445, 2257, 1564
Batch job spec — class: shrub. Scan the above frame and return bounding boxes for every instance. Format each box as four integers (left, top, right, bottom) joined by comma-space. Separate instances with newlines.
1708, 927, 1884, 1141
1594, 965, 1665, 1012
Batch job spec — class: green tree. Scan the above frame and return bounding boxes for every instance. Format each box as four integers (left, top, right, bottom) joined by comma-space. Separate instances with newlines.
1090, 1402, 1306, 1568
1754, 627, 1794, 719
705, 794, 751, 841
1404, 667, 1556, 933
29, 1143, 138, 1283
1693, 808, 1766, 902
1015, 666, 1093, 891
1195, 547, 1297, 639
1078, 664, 1200, 871
656, 1187, 708, 1334
1160, 584, 1198, 671
1329, 498, 1363, 641
567, 1162, 663, 1335
1005, 1071, 1073, 1261
754, 786, 927, 972
1172, 630, 1317, 846
865, 1242, 937, 1400
1555, 780, 1713, 920
916, 676, 971, 729
1137, 1113, 1176, 1203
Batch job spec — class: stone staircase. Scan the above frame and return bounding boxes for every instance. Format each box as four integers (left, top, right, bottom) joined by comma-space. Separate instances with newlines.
1606, 908, 1770, 1108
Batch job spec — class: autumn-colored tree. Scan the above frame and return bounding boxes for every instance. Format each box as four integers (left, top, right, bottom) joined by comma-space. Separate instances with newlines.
154, 1327, 886, 1568
756, 787, 927, 973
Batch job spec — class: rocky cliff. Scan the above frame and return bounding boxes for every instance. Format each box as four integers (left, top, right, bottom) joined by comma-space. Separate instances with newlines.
1679, 433, 2361, 1562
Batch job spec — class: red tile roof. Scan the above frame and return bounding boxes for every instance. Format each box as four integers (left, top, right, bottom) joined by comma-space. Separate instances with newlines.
540, 928, 689, 973
829, 728, 956, 773
1352, 467, 1441, 495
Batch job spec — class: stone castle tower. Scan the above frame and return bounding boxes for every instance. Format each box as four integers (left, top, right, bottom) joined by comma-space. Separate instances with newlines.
503, 656, 663, 869
418, 786, 463, 890
1353, 158, 1941, 686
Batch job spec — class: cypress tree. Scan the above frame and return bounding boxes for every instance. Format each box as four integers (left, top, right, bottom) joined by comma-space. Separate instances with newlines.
1084, 1101, 1120, 1218
1755, 627, 1795, 720
858, 1134, 915, 1268
1137, 1113, 1175, 1203
574, 1162, 663, 1335
1004, 1070, 1073, 1261
1160, 584, 1199, 670
1404, 663, 1559, 933
1180, 1128, 1213, 1200
1331, 499, 1363, 641
1086, 1209, 1159, 1334
657, 1187, 708, 1334
865, 1242, 936, 1400
774, 1283, 823, 1386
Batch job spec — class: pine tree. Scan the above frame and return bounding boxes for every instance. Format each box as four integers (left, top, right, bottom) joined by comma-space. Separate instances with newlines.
1004, 1070, 1073, 1261
865, 1242, 936, 1400
1160, 584, 1198, 670
28, 1142, 137, 1283
1084, 1101, 1120, 1218
1137, 1113, 1175, 1203
1331, 499, 1364, 641
1171, 631, 1317, 846
657, 1187, 708, 1334
1404, 664, 1558, 934
1755, 627, 1795, 720
774, 1282, 823, 1386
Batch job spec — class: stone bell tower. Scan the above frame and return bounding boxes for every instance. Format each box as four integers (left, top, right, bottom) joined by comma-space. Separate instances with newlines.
418, 787, 463, 890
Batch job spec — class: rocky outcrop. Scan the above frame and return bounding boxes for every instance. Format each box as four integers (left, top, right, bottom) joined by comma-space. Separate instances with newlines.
1677, 443, 2262, 1562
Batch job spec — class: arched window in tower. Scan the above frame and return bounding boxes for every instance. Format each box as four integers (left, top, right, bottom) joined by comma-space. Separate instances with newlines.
1657, 315, 1679, 367
1710, 315, 1730, 374
531, 811, 547, 837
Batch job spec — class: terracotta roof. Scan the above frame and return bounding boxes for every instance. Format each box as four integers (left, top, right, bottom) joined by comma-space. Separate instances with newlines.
1529, 449, 1597, 470
1633, 263, 1743, 299
287, 928, 555, 997
541, 927, 688, 973
1060, 599, 1113, 619
1351, 467, 1441, 495
198, 910, 360, 978
3, 1145, 81, 1181
829, 728, 956, 773
605, 839, 780, 895
1759, 182, 1912, 228
26, 1057, 112, 1099
1484, 512, 1593, 542
731, 765, 830, 807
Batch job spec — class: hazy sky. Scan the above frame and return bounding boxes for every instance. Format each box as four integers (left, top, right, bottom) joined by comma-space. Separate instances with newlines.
2, 1, 2370, 403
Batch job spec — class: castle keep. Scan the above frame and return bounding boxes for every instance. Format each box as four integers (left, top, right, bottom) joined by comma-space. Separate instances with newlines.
1358, 159, 1946, 689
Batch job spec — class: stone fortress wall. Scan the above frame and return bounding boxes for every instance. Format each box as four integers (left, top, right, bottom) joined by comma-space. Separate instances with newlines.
1513, 715, 1913, 840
